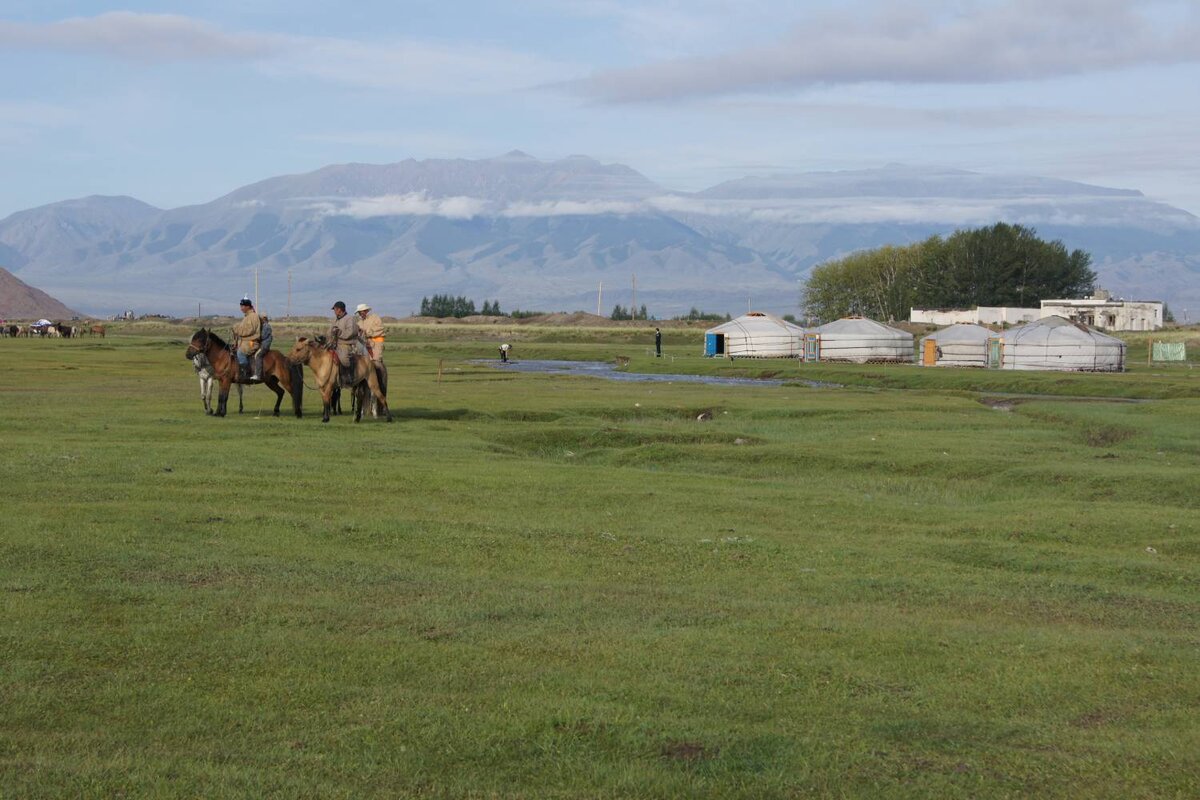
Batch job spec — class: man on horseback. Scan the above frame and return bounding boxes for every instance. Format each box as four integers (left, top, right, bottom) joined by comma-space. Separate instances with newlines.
232, 297, 263, 381
328, 300, 358, 386
355, 303, 385, 367
254, 314, 273, 380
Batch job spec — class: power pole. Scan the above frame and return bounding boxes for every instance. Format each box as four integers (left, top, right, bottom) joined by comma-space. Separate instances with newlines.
631, 274, 637, 320
254, 268, 260, 310
287, 270, 292, 319
597, 281, 602, 317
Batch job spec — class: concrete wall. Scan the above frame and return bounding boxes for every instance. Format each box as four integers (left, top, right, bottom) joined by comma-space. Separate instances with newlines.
910, 306, 1038, 326
1039, 300, 1163, 331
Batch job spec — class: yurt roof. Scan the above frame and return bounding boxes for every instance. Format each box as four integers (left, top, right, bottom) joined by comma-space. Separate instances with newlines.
817, 316, 912, 339
706, 311, 805, 335
920, 323, 994, 344
1004, 315, 1124, 346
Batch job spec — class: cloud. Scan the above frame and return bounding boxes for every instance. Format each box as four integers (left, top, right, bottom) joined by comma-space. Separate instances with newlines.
500, 199, 645, 217
310, 194, 489, 220
0, 12, 572, 93
0, 11, 276, 61
264, 37, 568, 93
560, 0, 1200, 102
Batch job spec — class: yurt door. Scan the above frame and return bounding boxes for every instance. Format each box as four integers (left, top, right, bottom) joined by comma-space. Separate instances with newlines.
986, 337, 1003, 368
922, 339, 938, 366
705, 333, 725, 356
802, 333, 821, 362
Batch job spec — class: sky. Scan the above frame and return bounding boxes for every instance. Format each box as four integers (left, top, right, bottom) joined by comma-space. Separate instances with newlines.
1, 0, 1199, 219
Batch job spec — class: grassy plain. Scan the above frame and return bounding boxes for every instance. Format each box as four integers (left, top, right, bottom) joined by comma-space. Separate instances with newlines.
1, 327, 1198, 798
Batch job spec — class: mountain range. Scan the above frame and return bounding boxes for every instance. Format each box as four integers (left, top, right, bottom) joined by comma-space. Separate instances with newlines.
0, 267, 80, 319
1, 151, 1197, 320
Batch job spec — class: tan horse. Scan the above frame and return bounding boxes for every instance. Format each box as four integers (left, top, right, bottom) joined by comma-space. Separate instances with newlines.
185, 328, 303, 418
288, 337, 392, 423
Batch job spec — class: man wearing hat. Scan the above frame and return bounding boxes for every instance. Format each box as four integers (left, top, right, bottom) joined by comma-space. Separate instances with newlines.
232, 297, 262, 380
328, 300, 359, 386
355, 303, 386, 367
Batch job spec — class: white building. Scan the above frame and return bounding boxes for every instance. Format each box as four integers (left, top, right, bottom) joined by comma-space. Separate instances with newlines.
704, 312, 805, 358
918, 324, 993, 367
999, 316, 1126, 372
808, 317, 913, 363
910, 306, 1039, 326
1039, 289, 1163, 331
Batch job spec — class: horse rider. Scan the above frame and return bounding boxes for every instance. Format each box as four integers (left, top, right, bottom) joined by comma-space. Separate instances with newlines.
255, 314, 273, 379
355, 303, 385, 367
232, 297, 263, 381
328, 300, 359, 386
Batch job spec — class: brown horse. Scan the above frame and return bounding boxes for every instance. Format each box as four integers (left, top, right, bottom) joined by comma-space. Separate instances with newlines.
185, 328, 303, 418
288, 337, 391, 423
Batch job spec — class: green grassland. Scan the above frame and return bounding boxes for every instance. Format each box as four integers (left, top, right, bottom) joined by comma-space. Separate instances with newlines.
1, 329, 1198, 798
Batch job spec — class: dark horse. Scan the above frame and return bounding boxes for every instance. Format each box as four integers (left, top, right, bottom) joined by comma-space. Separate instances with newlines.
185, 328, 304, 417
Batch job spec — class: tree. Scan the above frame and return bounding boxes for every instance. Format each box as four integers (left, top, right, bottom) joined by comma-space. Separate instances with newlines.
802, 223, 1096, 323
610, 304, 632, 321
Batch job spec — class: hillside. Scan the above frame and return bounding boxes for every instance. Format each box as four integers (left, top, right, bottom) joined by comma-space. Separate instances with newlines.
1, 156, 1196, 318
0, 266, 81, 319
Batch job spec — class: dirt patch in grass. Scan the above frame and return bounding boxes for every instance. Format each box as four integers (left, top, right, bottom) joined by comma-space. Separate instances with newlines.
661, 740, 718, 762
1083, 425, 1137, 447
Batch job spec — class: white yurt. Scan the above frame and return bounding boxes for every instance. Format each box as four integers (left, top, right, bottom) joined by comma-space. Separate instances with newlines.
999, 315, 1126, 372
918, 323, 993, 367
811, 317, 914, 363
704, 312, 805, 358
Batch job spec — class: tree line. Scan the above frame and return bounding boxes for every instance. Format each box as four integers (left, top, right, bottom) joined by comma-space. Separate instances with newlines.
802, 223, 1097, 323
419, 295, 503, 318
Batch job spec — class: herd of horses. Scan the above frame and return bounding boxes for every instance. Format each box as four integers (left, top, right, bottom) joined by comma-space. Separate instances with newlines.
3, 322, 106, 338
185, 328, 391, 423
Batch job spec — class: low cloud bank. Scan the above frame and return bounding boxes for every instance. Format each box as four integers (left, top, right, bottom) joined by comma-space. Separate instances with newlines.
302, 191, 1197, 229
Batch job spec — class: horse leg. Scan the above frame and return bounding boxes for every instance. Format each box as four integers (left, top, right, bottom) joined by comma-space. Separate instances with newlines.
216, 377, 231, 417
201, 374, 213, 414
237, 383, 244, 414
268, 376, 283, 416
321, 384, 333, 423
353, 384, 366, 423
366, 366, 392, 422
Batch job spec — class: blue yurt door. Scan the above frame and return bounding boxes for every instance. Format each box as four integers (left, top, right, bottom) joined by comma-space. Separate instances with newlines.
704, 333, 724, 356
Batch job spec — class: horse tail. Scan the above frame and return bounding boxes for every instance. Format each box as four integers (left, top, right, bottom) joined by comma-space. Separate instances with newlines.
290, 360, 304, 417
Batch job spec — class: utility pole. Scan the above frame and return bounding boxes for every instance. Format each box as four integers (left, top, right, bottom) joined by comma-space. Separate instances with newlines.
287, 270, 292, 319
197, 302, 201, 319
254, 268, 260, 310
631, 274, 637, 320
597, 281, 602, 317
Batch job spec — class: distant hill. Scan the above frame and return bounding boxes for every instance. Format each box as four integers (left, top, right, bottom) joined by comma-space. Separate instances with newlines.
0, 266, 82, 319
0, 156, 1196, 318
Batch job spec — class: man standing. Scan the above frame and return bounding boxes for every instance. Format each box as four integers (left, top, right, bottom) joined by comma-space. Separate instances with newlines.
328, 300, 359, 386
355, 303, 385, 367
655, 327, 662, 358
232, 297, 262, 380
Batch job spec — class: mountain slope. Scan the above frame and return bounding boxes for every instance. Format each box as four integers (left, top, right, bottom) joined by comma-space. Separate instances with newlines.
0, 267, 81, 319
0, 156, 1195, 317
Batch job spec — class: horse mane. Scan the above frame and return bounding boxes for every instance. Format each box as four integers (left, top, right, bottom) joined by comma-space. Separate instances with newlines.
202, 328, 230, 349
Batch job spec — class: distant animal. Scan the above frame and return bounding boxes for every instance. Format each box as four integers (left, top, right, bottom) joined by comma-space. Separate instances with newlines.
90, 324, 106, 338
288, 337, 391, 423
192, 353, 242, 415
185, 328, 303, 418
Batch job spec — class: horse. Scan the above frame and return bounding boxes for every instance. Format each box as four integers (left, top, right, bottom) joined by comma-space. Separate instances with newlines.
185, 328, 303, 418
288, 337, 391, 423
90, 324, 106, 338
192, 352, 242, 415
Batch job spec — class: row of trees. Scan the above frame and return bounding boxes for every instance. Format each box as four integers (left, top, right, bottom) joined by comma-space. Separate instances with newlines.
802, 223, 1097, 323
610, 304, 650, 321
419, 295, 504, 318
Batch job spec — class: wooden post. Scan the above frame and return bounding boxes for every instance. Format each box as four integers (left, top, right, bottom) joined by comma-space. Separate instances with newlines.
437, 359, 443, 383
